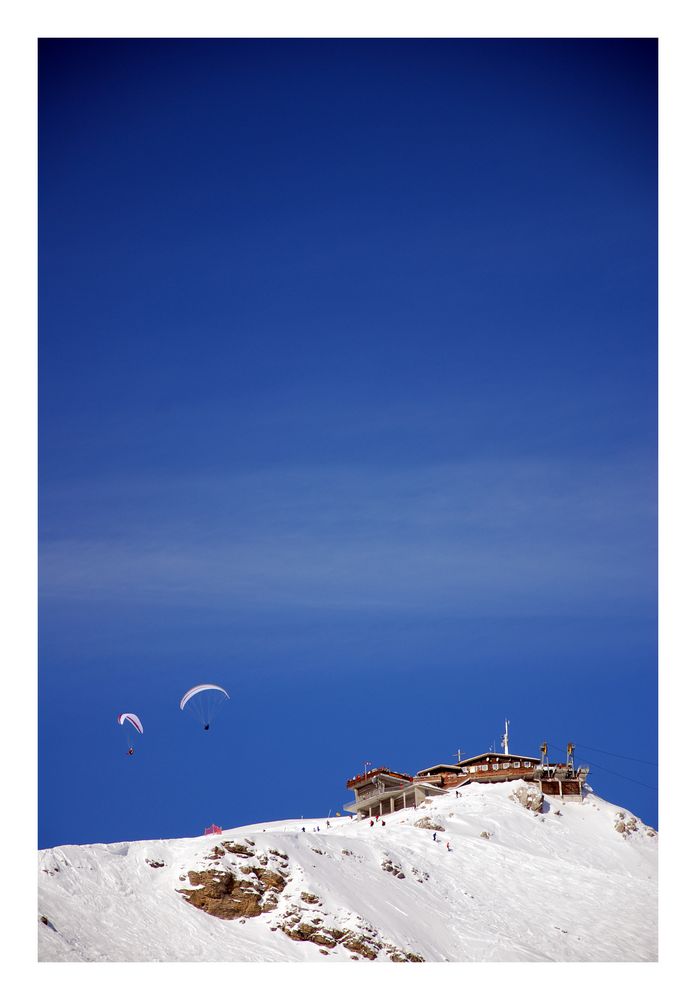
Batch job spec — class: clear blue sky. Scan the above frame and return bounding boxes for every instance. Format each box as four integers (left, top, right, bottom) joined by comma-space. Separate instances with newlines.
39, 38, 657, 848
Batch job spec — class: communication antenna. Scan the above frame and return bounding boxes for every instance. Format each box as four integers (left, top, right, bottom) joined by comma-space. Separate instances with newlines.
452, 748, 464, 764
566, 742, 575, 771
501, 719, 510, 755
540, 741, 549, 769
363, 760, 372, 775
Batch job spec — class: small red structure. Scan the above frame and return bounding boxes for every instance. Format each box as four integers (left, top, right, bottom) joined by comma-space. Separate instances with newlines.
204, 824, 222, 835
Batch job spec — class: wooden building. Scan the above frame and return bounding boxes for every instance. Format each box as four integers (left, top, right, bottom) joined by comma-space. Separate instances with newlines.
344, 723, 589, 817
344, 767, 448, 819
452, 751, 541, 784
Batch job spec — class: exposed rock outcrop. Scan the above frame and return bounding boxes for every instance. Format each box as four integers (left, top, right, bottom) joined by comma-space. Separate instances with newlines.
614, 811, 639, 837
388, 947, 425, 962
220, 841, 254, 858
381, 858, 406, 878
274, 902, 422, 961
178, 864, 288, 919
414, 817, 445, 832
510, 786, 544, 813
177, 842, 289, 920
411, 866, 430, 883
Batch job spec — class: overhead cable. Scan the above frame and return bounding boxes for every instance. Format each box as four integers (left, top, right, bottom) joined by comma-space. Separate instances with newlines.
572, 742, 657, 767
547, 743, 657, 792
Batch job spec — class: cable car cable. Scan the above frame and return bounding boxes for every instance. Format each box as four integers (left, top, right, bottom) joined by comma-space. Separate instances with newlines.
572, 742, 657, 767
547, 743, 657, 792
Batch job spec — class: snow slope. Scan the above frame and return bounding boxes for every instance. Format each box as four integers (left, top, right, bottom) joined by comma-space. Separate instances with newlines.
38, 781, 657, 962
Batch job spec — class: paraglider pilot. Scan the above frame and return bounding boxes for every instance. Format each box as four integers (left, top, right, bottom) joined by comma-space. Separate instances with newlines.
117, 714, 143, 757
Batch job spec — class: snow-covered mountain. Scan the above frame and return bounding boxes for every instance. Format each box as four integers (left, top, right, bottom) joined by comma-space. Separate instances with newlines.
38, 780, 657, 962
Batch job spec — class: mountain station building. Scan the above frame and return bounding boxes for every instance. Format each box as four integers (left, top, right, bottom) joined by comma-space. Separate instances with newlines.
344, 722, 588, 819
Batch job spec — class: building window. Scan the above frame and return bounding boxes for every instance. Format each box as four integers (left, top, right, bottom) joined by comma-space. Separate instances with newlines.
503, 762, 510, 769
461, 767, 468, 774
523, 761, 531, 767
513, 762, 520, 768
481, 764, 489, 771
492, 763, 499, 770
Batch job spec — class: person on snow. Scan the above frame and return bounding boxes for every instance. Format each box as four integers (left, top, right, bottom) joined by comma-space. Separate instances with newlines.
432, 832, 437, 842
326, 820, 330, 828
369, 819, 374, 827
446, 841, 452, 851
381, 819, 386, 826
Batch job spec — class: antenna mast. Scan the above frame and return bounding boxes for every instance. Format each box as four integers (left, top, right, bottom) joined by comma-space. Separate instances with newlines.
501, 718, 510, 755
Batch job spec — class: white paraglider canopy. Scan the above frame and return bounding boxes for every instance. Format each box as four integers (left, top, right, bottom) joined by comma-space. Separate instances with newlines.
179, 684, 229, 711
179, 684, 230, 730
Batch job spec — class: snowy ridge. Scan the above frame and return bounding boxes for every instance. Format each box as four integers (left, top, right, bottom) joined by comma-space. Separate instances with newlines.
38, 781, 657, 962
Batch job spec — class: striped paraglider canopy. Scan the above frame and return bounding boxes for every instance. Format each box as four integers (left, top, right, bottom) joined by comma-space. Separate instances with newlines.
117, 713, 144, 734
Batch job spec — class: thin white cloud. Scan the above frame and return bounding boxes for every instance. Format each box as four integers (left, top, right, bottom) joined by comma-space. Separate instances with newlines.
40, 457, 656, 616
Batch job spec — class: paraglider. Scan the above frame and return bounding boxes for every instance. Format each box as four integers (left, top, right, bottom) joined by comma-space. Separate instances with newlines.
179, 684, 229, 731
117, 713, 143, 756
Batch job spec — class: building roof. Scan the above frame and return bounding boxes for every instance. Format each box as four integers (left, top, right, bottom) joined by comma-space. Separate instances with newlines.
346, 767, 413, 789
458, 751, 541, 767
415, 763, 464, 776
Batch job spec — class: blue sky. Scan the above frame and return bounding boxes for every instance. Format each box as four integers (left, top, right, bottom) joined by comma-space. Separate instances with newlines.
39, 38, 657, 847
